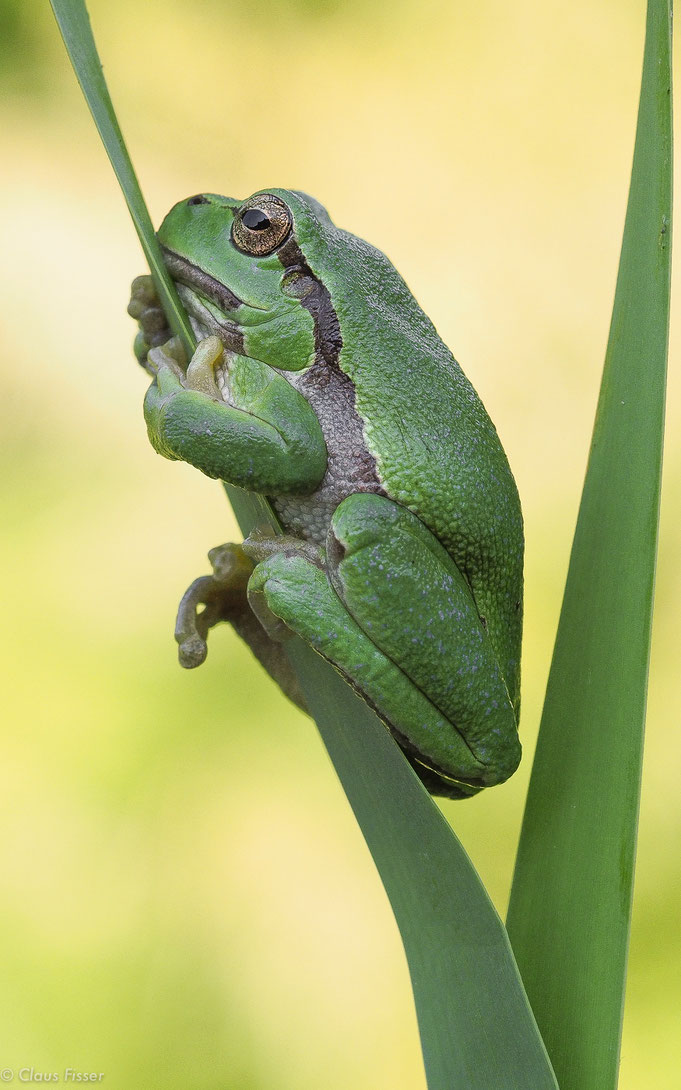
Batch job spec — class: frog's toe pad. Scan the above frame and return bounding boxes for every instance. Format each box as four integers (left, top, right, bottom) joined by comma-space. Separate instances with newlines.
177, 633, 208, 669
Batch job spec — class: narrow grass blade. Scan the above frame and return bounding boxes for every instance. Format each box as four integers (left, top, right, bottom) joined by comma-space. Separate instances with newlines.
52, 4, 559, 1085
49, 0, 195, 357
506, 2, 672, 1088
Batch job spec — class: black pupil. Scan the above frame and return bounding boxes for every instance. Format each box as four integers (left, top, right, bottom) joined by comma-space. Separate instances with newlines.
242, 208, 271, 231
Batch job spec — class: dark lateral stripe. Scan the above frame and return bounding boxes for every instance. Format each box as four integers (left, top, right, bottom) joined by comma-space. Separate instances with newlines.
276, 236, 343, 368
160, 246, 245, 313
275, 235, 384, 497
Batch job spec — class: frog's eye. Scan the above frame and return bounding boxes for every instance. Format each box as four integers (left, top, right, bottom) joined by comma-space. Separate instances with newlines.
232, 194, 292, 256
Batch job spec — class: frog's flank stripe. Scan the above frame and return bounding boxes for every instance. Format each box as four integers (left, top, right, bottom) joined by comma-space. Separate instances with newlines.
274, 235, 385, 506
277, 236, 342, 368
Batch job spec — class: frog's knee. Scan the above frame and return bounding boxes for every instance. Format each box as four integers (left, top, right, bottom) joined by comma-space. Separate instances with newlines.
328, 492, 401, 558
328, 493, 440, 580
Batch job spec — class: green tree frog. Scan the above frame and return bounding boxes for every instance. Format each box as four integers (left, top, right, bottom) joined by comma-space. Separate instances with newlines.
128, 189, 523, 799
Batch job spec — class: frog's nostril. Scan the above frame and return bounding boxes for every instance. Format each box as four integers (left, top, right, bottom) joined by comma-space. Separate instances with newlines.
187, 194, 209, 206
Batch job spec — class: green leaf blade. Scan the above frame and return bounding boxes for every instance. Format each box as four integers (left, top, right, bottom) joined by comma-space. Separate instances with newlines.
49, 0, 196, 357
506, 2, 672, 1088
290, 645, 559, 1090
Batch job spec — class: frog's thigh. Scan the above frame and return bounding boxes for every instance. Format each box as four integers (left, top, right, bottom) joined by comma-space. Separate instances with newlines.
327, 493, 521, 786
247, 553, 482, 795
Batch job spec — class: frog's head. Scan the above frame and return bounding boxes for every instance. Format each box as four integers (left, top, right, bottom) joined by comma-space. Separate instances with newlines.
157, 189, 341, 372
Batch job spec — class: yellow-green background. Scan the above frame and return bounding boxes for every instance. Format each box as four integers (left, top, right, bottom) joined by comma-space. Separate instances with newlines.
1, 0, 679, 1086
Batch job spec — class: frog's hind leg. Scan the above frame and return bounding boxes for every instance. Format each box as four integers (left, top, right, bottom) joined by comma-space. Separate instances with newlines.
175, 542, 308, 713
245, 538, 487, 799
326, 493, 521, 787
246, 494, 520, 795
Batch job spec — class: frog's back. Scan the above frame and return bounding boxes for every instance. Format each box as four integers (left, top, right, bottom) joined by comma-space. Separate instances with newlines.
299, 211, 524, 709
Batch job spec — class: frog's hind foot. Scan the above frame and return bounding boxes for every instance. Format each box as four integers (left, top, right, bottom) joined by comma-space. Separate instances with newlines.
175, 575, 228, 668
175, 541, 309, 713
175, 544, 254, 668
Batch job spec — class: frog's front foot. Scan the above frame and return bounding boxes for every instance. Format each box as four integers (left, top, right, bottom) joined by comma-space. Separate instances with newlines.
128, 274, 173, 370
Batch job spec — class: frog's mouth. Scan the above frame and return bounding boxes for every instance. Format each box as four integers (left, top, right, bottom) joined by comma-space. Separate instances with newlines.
161, 247, 247, 355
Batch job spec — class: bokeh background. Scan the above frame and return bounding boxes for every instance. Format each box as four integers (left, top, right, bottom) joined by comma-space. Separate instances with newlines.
1, 0, 679, 1086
